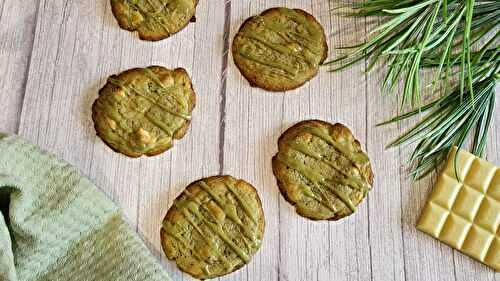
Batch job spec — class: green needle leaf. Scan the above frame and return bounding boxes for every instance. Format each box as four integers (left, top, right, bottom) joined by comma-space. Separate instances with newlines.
328, 0, 499, 181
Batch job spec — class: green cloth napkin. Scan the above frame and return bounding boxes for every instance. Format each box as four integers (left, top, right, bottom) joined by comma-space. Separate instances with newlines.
0, 133, 171, 281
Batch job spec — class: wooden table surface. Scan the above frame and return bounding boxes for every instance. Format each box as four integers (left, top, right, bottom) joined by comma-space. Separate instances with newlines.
1, 1, 498, 280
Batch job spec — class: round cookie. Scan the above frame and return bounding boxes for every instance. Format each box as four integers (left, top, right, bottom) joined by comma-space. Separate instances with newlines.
232, 7, 328, 92
161, 176, 265, 279
110, 0, 197, 41
92, 66, 195, 157
272, 120, 373, 221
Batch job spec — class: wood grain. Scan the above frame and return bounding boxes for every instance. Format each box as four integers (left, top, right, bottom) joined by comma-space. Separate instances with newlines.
0, 0, 39, 133
7, 0, 500, 280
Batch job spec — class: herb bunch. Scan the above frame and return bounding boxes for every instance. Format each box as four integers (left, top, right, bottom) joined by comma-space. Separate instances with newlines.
327, 0, 500, 179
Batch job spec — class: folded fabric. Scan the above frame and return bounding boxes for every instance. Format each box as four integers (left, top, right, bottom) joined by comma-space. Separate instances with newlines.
0, 133, 171, 281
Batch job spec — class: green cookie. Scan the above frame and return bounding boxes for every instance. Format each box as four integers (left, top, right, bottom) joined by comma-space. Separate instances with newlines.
161, 176, 265, 279
92, 66, 195, 157
232, 8, 328, 92
111, 0, 197, 41
272, 120, 374, 220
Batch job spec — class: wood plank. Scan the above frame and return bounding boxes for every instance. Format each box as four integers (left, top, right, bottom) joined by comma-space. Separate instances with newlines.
365, 38, 407, 281
393, 75, 457, 280
0, 0, 39, 133
224, 1, 370, 280
17, 2, 225, 281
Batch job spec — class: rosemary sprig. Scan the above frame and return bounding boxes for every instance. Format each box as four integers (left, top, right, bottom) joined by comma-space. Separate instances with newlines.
328, 0, 499, 180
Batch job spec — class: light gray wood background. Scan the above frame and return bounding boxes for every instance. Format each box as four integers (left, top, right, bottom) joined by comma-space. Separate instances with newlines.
0, 0, 498, 280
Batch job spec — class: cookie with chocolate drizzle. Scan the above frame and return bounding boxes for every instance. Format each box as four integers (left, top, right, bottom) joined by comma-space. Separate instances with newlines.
110, 0, 197, 41
160, 176, 265, 279
92, 66, 195, 157
232, 7, 328, 92
272, 120, 374, 221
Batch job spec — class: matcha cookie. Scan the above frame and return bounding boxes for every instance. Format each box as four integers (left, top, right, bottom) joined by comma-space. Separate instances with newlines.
92, 66, 195, 157
110, 0, 197, 41
161, 176, 265, 279
232, 7, 328, 92
272, 120, 373, 221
